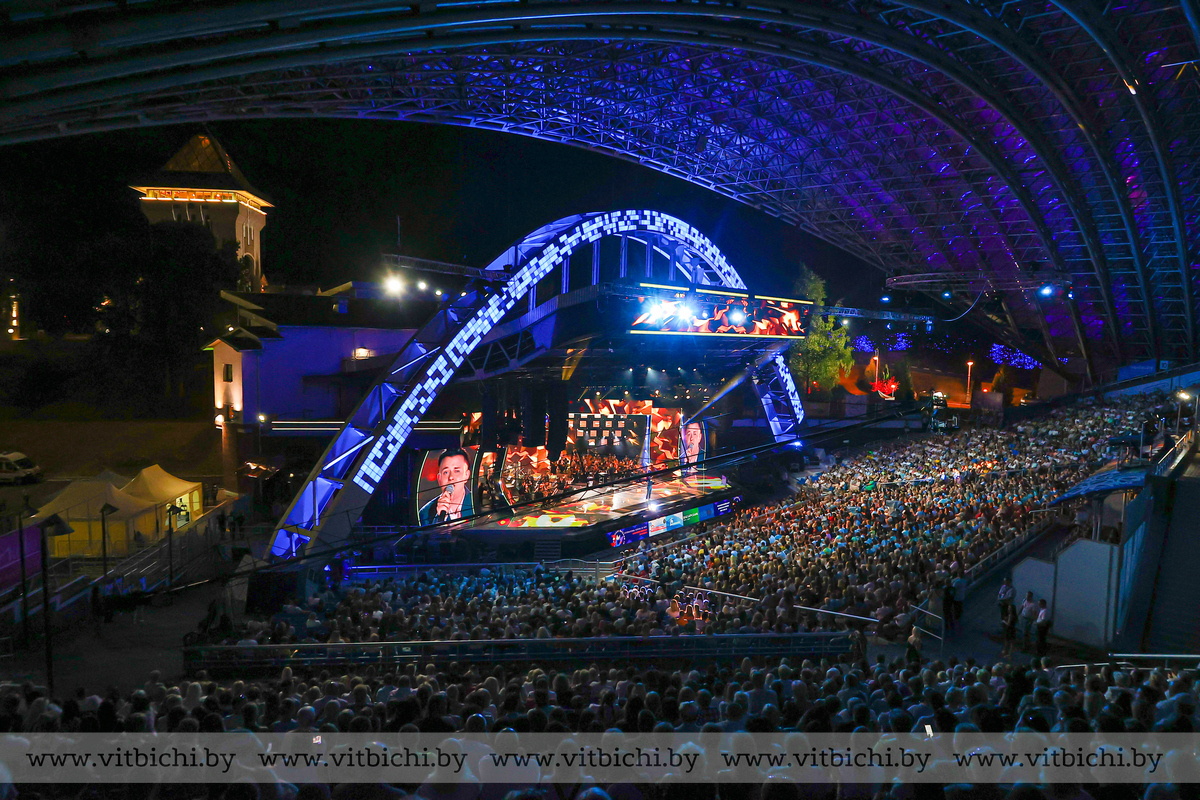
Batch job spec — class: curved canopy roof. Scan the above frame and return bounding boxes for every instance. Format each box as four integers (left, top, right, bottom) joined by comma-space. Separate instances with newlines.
123, 465, 201, 506
2, 0, 1198, 377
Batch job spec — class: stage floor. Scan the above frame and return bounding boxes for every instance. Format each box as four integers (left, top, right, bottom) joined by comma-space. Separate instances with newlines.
451, 471, 730, 533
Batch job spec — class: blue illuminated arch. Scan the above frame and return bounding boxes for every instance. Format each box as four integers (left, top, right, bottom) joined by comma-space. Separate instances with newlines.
270, 210, 801, 565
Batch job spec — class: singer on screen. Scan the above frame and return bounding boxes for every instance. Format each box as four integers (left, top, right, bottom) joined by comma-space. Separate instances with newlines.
418, 448, 474, 526
682, 421, 704, 466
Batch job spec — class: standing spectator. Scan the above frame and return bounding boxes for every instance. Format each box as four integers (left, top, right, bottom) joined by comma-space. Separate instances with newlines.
941, 581, 955, 631
905, 627, 922, 665
951, 571, 968, 623
1020, 591, 1038, 650
997, 576, 1016, 624
1001, 603, 1017, 659
1035, 598, 1051, 657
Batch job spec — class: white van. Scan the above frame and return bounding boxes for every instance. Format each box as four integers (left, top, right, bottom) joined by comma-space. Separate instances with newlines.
0, 452, 42, 484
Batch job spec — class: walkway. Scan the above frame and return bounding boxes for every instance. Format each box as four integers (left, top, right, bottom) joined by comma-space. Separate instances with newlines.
1143, 455, 1200, 652
942, 525, 1105, 665
3, 581, 223, 695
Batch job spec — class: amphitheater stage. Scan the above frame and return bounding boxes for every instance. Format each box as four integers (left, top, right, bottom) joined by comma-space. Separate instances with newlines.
414, 471, 741, 558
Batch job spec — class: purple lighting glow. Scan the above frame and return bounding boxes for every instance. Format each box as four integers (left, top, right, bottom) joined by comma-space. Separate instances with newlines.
989, 344, 1042, 370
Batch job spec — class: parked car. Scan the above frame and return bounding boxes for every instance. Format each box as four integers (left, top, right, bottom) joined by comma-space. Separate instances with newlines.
0, 452, 42, 484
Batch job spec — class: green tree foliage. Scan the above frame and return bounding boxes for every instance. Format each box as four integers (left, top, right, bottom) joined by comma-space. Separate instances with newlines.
237, 255, 258, 293
790, 263, 827, 306
991, 364, 1014, 405
789, 314, 854, 393
893, 358, 915, 402
95, 222, 239, 399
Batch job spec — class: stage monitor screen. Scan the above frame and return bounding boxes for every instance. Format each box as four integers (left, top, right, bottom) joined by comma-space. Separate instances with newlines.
680, 419, 707, 468
569, 412, 648, 458
630, 295, 806, 338
414, 446, 479, 526
575, 399, 682, 466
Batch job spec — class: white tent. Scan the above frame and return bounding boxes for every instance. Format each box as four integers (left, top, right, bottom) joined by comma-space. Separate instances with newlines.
123, 465, 203, 522
35, 480, 158, 558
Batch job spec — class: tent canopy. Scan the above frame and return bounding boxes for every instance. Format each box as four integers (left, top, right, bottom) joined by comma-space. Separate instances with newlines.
123, 465, 201, 506
1052, 467, 1148, 505
35, 479, 155, 522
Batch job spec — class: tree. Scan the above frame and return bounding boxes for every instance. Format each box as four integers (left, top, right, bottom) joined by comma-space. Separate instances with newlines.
991, 364, 1015, 405
237, 255, 258, 293
92, 222, 238, 400
791, 263, 827, 306
893, 358, 915, 402
789, 314, 854, 393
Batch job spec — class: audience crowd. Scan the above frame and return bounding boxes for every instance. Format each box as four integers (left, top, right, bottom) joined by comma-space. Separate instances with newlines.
2, 391, 1191, 798
5, 651, 1198, 798
220, 394, 1166, 650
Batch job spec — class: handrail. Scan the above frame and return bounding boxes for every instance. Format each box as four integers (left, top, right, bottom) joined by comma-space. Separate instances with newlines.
184, 632, 844, 654
614, 572, 884, 627
1110, 652, 1200, 660
0, 496, 239, 630
1151, 429, 1193, 478
182, 631, 851, 673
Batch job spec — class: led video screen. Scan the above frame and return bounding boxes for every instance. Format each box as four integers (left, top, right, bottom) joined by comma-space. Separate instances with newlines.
576, 399, 682, 466
414, 446, 479, 526
569, 412, 648, 457
680, 419, 707, 468
630, 296, 806, 338
607, 493, 743, 547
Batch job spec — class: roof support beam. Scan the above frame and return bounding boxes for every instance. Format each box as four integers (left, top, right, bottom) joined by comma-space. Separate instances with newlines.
890, 0, 1162, 362
1049, 0, 1193, 362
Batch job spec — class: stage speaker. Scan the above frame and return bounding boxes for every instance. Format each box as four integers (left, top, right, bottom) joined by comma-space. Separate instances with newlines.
522, 384, 546, 447
547, 383, 568, 461
481, 387, 497, 451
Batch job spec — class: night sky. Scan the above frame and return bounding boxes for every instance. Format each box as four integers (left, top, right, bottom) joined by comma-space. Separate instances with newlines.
1, 119, 885, 308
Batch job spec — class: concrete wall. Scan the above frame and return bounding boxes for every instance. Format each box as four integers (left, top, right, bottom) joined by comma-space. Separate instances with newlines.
1012, 557, 1055, 609
214, 327, 415, 423
1053, 538, 1118, 648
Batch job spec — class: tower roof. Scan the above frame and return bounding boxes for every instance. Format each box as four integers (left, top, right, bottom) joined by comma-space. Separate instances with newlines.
136, 133, 271, 205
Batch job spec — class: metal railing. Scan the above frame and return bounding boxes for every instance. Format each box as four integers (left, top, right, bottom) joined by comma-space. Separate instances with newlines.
1151, 429, 1194, 478
182, 631, 850, 674
0, 496, 243, 633
963, 517, 1056, 589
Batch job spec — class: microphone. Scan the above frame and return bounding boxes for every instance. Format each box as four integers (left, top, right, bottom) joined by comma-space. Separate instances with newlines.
436, 485, 454, 522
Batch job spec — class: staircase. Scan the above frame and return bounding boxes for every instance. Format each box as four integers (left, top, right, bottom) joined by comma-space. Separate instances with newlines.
1143, 458, 1200, 652
533, 540, 562, 561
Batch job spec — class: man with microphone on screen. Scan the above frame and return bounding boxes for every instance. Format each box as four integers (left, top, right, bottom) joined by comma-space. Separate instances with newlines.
419, 448, 474, 526
682, 421, 704, 466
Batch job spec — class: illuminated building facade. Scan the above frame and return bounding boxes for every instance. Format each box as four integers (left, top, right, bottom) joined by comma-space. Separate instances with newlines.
132, 134, 271, 290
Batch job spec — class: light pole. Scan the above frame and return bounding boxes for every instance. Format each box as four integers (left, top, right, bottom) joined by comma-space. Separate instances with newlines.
36, 513, 73, 698
16, 494, 33, 649
1176, 391, 1192, 435
98, 503, 117, 581
966, 360, 975, 406
166, 504, 184, 589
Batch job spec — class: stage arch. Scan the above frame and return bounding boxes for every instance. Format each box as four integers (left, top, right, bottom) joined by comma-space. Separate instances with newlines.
270, 210, 804, 566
